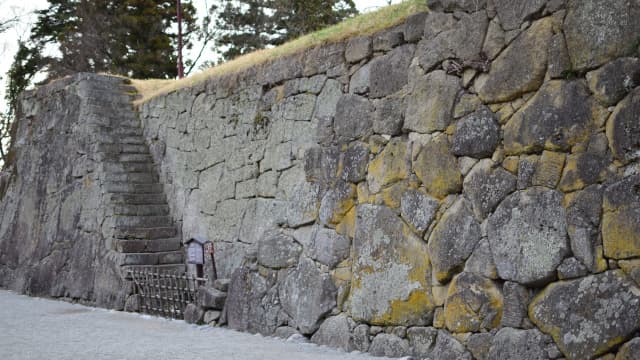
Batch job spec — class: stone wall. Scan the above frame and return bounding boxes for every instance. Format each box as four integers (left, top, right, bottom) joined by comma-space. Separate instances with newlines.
0, 74, 136, 308
1, 0, 640, 358
138, 0, 640, 358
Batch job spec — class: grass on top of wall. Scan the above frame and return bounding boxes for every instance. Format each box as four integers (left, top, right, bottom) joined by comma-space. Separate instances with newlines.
130, 0, 429, 105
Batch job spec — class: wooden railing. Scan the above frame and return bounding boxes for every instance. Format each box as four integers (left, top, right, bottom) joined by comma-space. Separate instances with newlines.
129, 267, 206, 319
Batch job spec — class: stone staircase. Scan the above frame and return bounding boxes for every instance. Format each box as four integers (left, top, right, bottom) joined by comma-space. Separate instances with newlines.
89, 76, 184, 274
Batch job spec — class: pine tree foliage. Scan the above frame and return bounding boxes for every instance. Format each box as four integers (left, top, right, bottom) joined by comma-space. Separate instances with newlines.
215, 0, 358, 61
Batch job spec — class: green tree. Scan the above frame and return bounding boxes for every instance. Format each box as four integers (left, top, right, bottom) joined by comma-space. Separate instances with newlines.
215, 0, 358, 61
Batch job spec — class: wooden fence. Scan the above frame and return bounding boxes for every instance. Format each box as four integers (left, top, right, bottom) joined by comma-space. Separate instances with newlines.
129, 267, 206, 319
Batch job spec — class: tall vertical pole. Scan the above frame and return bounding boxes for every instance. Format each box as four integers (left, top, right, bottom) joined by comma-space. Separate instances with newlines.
177, 0, 184, 78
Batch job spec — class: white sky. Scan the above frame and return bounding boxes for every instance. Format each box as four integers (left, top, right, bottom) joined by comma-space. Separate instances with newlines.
0, 0, 401, 102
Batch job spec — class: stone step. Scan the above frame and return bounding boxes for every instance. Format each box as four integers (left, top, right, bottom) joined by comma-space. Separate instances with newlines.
122, 264, 186, 279
104, 182, 163, 194
114, 226, 177, 240
113, 204, 169, 216
105, 172, 158, 184
120, 251, 184, 266
103, 162, 154, 173
115, 238, 181, 253
119, 153, 153, 163
97, 143, 149, 155
109, 193, 167, 205
119, 136, 146, 145
114, 215, 173, 228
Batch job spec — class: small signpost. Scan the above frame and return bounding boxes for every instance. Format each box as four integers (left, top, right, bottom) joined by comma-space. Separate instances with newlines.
185, 236, 217, 280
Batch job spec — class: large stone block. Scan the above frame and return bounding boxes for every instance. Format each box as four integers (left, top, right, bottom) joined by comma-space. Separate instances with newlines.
477, 17, 553, 103
463, 159, 517, 219
487, 187, 569, 285
349, 204, 435, 326
413, 135, 462, 199
400, 189, 439, 235
602, 175, 640, 259
451, 106, 500, 159
503, 80, 594, 155
369, 44, 415, 98
366, 138, 409, 194
310, 314, 353, 351
565, 185, 605, 273
586, 57, 640, 107
444, 272, 503, 333
606, 88, 640, 164
493, 0, 547, 30
333, 94, 374, 143
369, 333, 411, 358
279, 257, 337, 334
529, 270, 640, 359
564, 0, 640, 71
404, 70, 461, 133
487, 327, 555, 360
257, 230, 302, 269
428, 198, 481, 282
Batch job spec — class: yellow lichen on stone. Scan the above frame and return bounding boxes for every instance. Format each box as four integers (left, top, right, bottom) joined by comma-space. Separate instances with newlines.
433, 308, 445, 328
602, 211, 640, 259
336, 206, 357, 239
357, 182, 370, 204
374, 290, 434, 325
413, 135, 461, 199
502, 156, 519, 174
444, 272, 503, 333
366, 138, 409, 194
532, 150, 566, 188
377, 182, 407, 209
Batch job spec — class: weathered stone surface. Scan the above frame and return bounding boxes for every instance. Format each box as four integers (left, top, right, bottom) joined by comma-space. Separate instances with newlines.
500, 281, 530, 328
400, 189, 439, 235
428, 198, 481, 282
606, 88, 640, 164
340, 142, 369, 183
548, 33, 572, 79
564, 0, 640, 71
373, 96, 404, 136
529, 270, 640, 359
494, 0, 547, 30
504, 80, 594, 155
467, 332, 493, 360
417, 11, 488, 71
310, 314, 353, 351
487, 187, 569, 285
279, 166, 320, 227
319, 180, 356, 226
184, 303, 204, 325
314, 78, 343, 119
586, 57, 640, 106
203, 310, 221, 324
451, 107, 500, 158
407, 326, 438, 358
257, 230, 302, 269
369, 44, 415, 98
280, 257, 336, 334
349, 62, 370, 95
273, 326, 300, 339
428, 330, 473, 360
283, 93, 316, 121
487, 327, 554, 360
333, 94, 374, 143
352, 324, 371, 352
557, 257, 589, 280
372, 29, 404, 52
350, 204, 435, 326
197, 286, 227, 310
532, 150, 566, 189
404, 70, 461, 133
426, 0, 487, 12
559, 151, 610, 192
345, 36, 372, 63
444, 272, 503, 333
403, 12, 428, 43
308, 228, 350, 268
464, 239, 498, 279
366, 138, 409, 194
566, 185, 605, 272
477, 17, 553, 103
413, 136, 462, 199
369, 333, 410, 358
602, 175, 640, 259
616, 338, 640, 360
463, 159, 517, 219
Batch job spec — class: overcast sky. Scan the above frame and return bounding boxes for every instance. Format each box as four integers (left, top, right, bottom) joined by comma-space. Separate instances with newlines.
0, 0, 402, 103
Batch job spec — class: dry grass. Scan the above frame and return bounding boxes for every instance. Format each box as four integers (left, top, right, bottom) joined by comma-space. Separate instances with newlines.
131, 0, 428, 105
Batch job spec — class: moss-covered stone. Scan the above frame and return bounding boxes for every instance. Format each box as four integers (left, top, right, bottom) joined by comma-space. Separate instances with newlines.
602, 175, 640, 259
444, 272, 503, 333
532, 150, 566, 189
413, 135, 462, 199
606, 88, 640, 164
366, 138, 409, 194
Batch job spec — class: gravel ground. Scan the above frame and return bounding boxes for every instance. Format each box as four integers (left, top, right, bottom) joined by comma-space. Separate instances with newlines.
0, 290, 392, 360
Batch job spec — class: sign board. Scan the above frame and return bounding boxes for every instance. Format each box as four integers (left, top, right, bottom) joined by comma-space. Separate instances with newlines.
204, 242, 214, 254
187, 243, 204, 265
